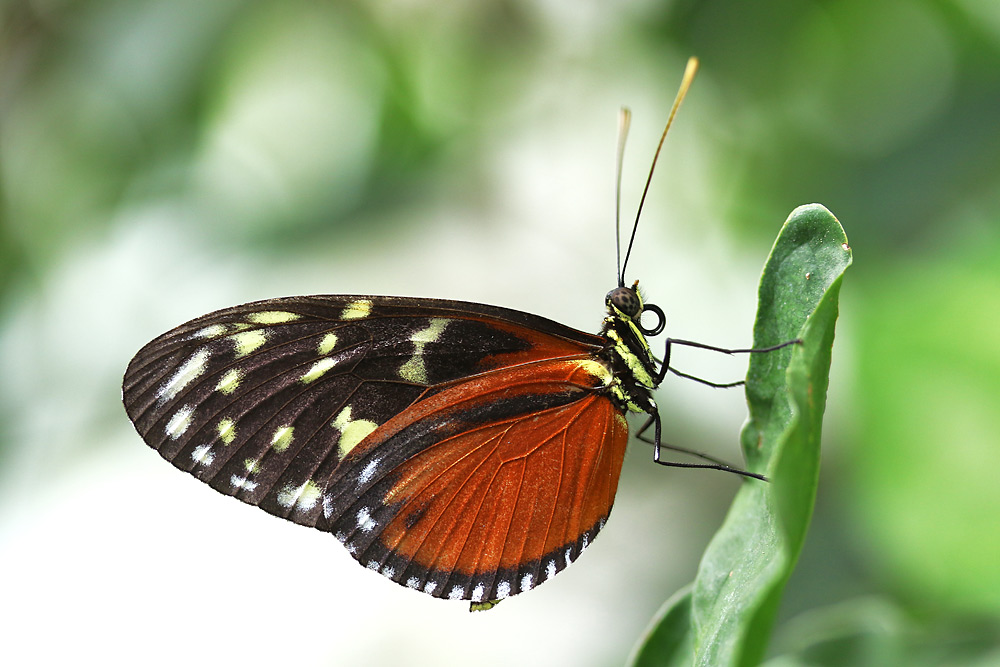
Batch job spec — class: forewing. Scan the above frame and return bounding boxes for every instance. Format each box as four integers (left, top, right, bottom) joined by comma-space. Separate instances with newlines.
122, 295, 602, 527
319, 358, 630, 603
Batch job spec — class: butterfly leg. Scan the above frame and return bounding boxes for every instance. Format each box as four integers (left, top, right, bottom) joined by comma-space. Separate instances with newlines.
635, 416, 735, 463
654, 337, 735, 387
667, 369, 745, 389
654, 337, 801, 388
667, 337, 801, 356
638, 406, 767, 481
654, 337, 672, 385
634, 414, 655, 441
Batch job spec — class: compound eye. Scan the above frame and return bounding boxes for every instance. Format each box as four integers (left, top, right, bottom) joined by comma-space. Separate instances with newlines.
606, 287, 642, 318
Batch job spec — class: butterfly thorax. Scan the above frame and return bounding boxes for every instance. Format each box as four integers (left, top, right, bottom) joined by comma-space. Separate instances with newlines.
599, 285, 660, 415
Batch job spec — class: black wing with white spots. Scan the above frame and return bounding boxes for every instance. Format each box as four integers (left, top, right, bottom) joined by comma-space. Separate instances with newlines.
122, 295, 603, 528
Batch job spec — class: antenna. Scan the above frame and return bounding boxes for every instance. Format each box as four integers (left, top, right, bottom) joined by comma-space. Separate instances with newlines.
619, 56, 699, 282
615, 107, 632, 287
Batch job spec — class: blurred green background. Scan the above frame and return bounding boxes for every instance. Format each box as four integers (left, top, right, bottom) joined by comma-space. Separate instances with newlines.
1, 1, 998, 665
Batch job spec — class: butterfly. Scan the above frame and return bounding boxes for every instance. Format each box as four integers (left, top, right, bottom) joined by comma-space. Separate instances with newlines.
122, 57, 793, 611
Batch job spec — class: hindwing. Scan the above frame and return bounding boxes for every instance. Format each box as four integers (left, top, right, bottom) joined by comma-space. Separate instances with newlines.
319, 358, 629, 602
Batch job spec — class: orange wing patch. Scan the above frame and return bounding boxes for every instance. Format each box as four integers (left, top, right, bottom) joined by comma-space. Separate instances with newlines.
382, 393, 627, 574
322, 358, 629, 601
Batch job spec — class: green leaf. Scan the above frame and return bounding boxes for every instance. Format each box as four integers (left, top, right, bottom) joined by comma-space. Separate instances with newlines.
628, 587, 695, 667
629, 204, 851, 667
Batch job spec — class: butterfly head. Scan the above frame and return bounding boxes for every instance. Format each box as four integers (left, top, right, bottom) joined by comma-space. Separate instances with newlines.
606, 280, 665, 337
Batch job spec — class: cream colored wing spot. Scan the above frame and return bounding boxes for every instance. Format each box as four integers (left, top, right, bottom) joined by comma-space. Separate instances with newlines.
301, 357, 336, 384
340, 421, 377, 455
399, 353, 427, 384
229, 330, 268, 358
332, 406, 378, 457
193, 324, 228, 339
215, 368, 242, 394
397, 357, 425, 384
356, 506, 377, 533
231, 457, 262, 492
276, 480, 322, 511
398, 318, 451, 384
357, 457, 381, 487
317, 332, 338, 355
191, 444, 215, 466
332, 405, 353, 429
246, 311, 301, 325
270, 426, 295, 452
230, 474, 258, 492
340, 299, 373, 320
216, 418, 237, 445
165, 405, 194, 440
158, 349, 210, 402
411, 318, 451, 344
